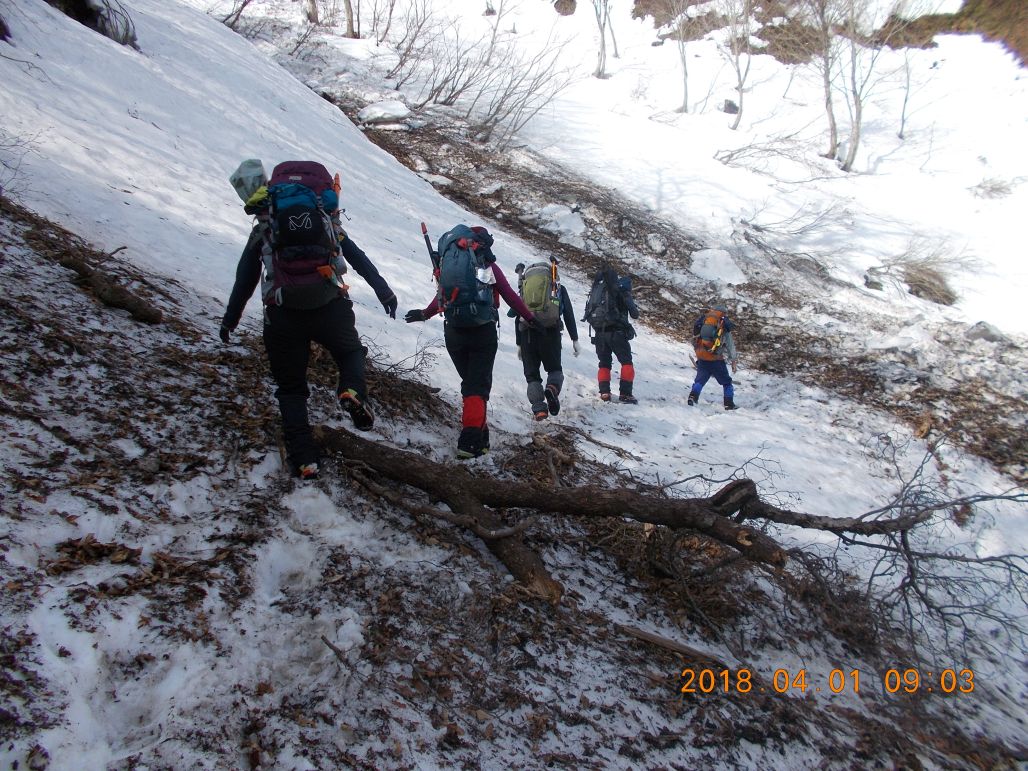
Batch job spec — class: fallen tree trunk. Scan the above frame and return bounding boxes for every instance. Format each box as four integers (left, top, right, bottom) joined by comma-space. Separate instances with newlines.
316, 428, 1026, 617
58, 252, 163, 324
321, 427, 786, 564
318, 428, 789, 601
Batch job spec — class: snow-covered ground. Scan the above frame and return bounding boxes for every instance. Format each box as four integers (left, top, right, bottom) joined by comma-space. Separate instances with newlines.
1, 0, 1025, 768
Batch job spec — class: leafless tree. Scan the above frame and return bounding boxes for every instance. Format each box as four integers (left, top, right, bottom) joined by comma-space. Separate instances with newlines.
605, 2, 619, 59
375, 0, 577, 146
715, 0, 753, 130
792, 0, 916, 171
469, 35, 577, 147
384, 0, 439, 84
836, 0, 913, 171
898, 49, 912, 139
660, 0, 693, 113
370, 0, 400, 44
290, 3, 344, 57
484, 0, 519, 65
820, 435, 1027, 661
408, 22, 486, 108
794, 0, 845, 159
591, 0, 612, 78
304, 0, 319, 24
220, 0, 256, 30
341, 0, 357, 37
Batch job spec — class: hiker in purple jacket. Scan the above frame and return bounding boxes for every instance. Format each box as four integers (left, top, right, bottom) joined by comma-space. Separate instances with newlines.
404, 225, 535, 458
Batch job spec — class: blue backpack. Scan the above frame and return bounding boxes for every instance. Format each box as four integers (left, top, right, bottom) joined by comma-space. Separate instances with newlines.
437, 225, 497, 327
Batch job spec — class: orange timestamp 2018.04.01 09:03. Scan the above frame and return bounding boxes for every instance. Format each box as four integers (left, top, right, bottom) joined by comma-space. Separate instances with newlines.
679, 667, 975, 695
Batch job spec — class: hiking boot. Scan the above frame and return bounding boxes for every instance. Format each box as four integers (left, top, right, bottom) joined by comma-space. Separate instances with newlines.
599, 392, 611, 402
687, 391, 698, 406
457, 427, 488, 459
618, 394, 638, 404
724, 397, 738, 411
339, 389, 374, 431
298, 462, 320, 480
533, 410, 549, 422
544, 384, 561, 415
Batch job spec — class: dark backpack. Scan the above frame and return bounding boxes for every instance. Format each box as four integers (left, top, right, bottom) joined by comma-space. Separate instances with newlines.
583, 268, 624, 330
695, 308, 726, 360
518, 261, 561, 329
249, 161, 345, 309
437, 225, 497, 327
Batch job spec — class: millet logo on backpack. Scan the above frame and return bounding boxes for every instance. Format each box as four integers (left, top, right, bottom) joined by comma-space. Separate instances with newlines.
288, 212, 313, 231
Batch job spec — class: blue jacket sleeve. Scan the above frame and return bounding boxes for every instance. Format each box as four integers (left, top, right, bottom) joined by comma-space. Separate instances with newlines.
221, 227, 263, 330
559, 285, 579, 341
624, 291, 639, 320
340, 235, 395, 306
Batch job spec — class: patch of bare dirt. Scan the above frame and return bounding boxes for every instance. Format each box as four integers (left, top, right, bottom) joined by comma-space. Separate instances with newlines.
631, 0, 1028, 66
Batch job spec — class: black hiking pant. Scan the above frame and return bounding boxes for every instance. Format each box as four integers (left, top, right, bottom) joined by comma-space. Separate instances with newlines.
521, 326, 564, 413
593, 327, 633, 369
593, 327, 634, 397
444, 321, 498, 399
263, 297, 366, 472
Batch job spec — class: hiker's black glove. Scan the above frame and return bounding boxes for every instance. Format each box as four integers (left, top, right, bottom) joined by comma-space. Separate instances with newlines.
381, 293, 398, 319
219, 323, 232, 344
405, 309, 426, 323
525, 317, 540, 331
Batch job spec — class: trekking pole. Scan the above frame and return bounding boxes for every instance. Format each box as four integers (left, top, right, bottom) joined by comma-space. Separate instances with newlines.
421, 222, 445, 310
420, 222, 439, 271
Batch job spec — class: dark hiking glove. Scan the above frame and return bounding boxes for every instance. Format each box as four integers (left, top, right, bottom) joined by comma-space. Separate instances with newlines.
405, 309, 426, 323
219, 323, 232, 344
381, 292, 398, 319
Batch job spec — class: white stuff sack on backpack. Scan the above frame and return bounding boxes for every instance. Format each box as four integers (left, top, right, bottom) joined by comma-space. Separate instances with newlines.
229, 159, 268, 203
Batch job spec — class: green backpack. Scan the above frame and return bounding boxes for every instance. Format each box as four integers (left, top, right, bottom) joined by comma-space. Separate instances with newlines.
519, 261, 561, 328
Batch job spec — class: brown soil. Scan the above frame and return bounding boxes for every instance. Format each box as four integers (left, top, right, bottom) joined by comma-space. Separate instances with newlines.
632, 0, 1028, 66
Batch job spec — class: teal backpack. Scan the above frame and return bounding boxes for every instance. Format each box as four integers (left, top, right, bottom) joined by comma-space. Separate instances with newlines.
437, 225, 497, 327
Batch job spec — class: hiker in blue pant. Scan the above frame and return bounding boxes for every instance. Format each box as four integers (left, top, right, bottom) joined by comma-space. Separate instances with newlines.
688, 304, 739, 410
